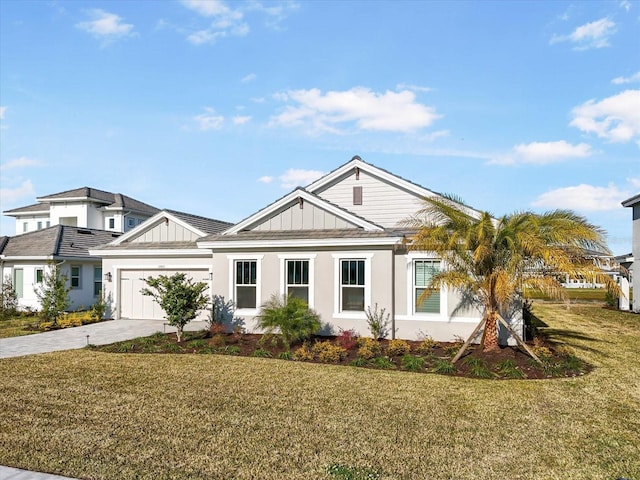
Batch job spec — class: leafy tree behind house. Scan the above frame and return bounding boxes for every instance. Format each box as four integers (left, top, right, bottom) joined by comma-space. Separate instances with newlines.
35, 263, 71, 325
406, 194, 615, 358
141, 273, 209, 342
257, 294, 321, 351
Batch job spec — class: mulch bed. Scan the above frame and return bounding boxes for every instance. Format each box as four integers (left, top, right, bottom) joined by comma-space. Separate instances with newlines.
93, 327, 591, 380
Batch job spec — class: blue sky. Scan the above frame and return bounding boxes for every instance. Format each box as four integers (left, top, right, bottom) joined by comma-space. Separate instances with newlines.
1, 0, 638, 254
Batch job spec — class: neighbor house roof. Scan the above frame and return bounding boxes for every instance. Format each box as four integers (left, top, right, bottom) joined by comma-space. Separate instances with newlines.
4, 187, 159, 216
0, 226, 121, 259
164, 210, 233, 235
622, 193, 640, 208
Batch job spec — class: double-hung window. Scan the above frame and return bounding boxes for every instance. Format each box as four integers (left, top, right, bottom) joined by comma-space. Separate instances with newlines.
286, 259, 309, 304
341, 259, 366, 311
35, 268, 44, 284
70, 266, 81, 289
414, 259, 440, 314
235, 260, 257, 309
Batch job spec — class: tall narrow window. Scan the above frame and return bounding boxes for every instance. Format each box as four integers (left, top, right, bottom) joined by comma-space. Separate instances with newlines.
286, 260, 309, 303
35, 268, 44, 284
235, 260, 257, 309
13, 269, 24, 299
46, 220, 50, 228
414, 260, 440, 313
22, 222, 28, 232
108, 218, 115, 229
37, 221, 42, 230
70, 266, 81, 289
94, 267, 102, 296
341, 259, 365, 311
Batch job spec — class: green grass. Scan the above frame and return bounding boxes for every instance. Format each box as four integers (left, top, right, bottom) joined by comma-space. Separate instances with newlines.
0, 315, 40, 338
0, 303, 639, 479
524, 287, 607, 302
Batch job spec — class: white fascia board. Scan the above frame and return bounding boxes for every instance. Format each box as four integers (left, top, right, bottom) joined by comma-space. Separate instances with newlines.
89, 248, 207, 257
223, 189, 383, 235
4, 210, 50, 217
198, 236, 403, 249
111, 211, 206, 245
0, 255, 53, 261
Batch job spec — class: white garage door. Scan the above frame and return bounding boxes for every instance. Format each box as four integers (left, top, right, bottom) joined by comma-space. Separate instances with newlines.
119, 269, 210, 320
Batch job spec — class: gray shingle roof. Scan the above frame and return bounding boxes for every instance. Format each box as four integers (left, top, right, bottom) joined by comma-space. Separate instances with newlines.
199, 228, 406, 243
622, 193, 640, 207
0, 226, 121, 258
164, 210, 233, 235
96, 241, 201, 251
3, 203, 50, 214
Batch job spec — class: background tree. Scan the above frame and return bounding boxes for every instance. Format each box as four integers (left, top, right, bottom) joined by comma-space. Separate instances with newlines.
141, 273, 209, 342
0, 275, 19, 320
406, 195, 615, 359
35, 263, 71, 325
257, 294, 321, 351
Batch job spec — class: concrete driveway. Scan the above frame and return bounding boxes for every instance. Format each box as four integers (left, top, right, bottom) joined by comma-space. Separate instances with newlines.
0, 319, 209, 359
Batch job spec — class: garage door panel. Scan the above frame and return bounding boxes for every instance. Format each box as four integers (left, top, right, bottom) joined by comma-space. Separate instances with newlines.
119, 269, 210, 320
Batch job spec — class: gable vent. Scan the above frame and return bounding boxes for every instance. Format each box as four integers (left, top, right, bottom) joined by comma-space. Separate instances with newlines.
353, 186, 363, 206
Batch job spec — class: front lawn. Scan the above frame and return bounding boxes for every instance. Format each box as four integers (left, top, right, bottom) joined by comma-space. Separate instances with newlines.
0, 314, 41, 338
0, 303, 638, 480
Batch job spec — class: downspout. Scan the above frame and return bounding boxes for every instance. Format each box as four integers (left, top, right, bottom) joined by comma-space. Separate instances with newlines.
391, 245, 396, 340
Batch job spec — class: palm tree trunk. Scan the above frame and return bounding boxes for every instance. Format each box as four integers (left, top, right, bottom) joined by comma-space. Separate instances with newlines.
483, 310, 499, 352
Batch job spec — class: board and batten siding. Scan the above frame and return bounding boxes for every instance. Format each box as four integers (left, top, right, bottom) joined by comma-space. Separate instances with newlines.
316, 170, 425, 228
251, 201, 358, 231
130, 220, 200, 243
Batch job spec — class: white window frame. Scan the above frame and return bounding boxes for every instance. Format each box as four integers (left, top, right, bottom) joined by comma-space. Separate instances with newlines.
227, 255, 263, 315
22, 222, 28, 232
35, 268, 44, 284
70, 265, 82, 290
278, 254, 316, 308
37, 221, 42, 230
93, 266, 102, 297
332, 252, 373, 319
402, 252, 447, 320
108, 218, 115, 229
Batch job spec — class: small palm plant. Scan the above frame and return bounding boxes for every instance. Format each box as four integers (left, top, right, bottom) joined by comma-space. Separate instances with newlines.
256, 294, 321, 351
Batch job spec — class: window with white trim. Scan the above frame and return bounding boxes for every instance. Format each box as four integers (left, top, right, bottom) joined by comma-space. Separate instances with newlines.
108, 218, 115, 229
340, 259, 365, 311
93, 267, 102, 296
70, 265, 81, 289
235, 260, 257, 309
414, 259, 440, 314
286, 259, 309, 304
35, 268, 44, 284
37, 221, 42, 230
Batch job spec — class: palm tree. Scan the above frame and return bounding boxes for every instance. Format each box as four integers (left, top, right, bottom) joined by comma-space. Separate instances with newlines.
405, 195, 616, 361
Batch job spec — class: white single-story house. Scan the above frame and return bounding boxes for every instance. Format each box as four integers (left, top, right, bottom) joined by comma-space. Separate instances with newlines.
0, 226, 121, 311
622, 193, 640, 312
92, 156, 522, 344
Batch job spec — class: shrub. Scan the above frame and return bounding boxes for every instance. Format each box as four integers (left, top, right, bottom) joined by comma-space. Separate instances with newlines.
251, 348, 272, 358
432, 359, 456, 374
207, 294, 236, 333
357, 337, 381, 360
400, 354, 425, 372
336, 328, 359, 350
348, 357, 368, 367
0, 275, 19, 320
218, 345, 240, 355
495, 360, 525, 379
463, 357, 494, 378
210, 334, 226, 348
312, 341, 347, 363
90, 292, 108, 321
35, 263, 70, 326
532, 345, 552, 360
293, 344, 314, 361
365, 303, 390, 340
387, 339, 410, 357
256, 294, 321, 350
370, 357, 395, 370
415, 336, 438, 354
277, 351, 294, 360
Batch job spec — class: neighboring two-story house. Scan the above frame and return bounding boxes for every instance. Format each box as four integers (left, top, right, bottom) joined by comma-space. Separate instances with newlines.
3, 187, 159, 235
622, 193, 640, 312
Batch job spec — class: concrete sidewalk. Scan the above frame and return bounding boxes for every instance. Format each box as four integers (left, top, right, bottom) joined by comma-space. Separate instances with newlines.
0, 319, 208, 359
0, 465, 80, 480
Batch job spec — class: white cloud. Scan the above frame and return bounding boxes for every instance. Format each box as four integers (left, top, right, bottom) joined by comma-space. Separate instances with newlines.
612, 72, 640, 85
76, 9, 134, 41
279, 168, 325, 188
550, 17, 616, 50
181, 0, 248, 45
270, 87, 441, 134
490, 141, 593, 165
241, 73, 257, 83
0, 106, 6, 119
245, 1, 300, 29
532, 184, 629, 211
420, 130, 450, 142
619, 0, 631, 12
0, 157, 42, 171
570, 90, 640, 143
628, 177, 640, 188
232, 115, 251, 125
258, 176, 274, 184
194, 108, 224, 130
396, 83, 433, 93
0, 179, 35, 204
